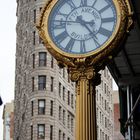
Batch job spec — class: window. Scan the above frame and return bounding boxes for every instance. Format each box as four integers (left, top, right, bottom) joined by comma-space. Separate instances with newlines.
31, 125, 33, 140
100, 112, 101, 124
31, 101, 34, 116
59, 82, 61, 97
105, 134, 107, 140
100, 94, 101, 105
33, 31, 36, 45
96, 90, 98, 101
106, 86, 108, 96
102, 97, 103, 107
39, 36, 43, 44
33, 9, 36, 23
104, 83, 106, 94
38, 99, 45, 115
100, 129, 102, 140
102, 114, 104, 125
101, 80, 103, 89
71, 94, 74, 108
68, 75, 70, 83
39, 52, 47, 67
26, 11, 28, 22
23, 94, 26, 105
63, 87, 65, 101
97, 125, 99, 139
105, 100, 107, 110
50, 100, 53, 116
22, 113, 25, 121
38, 124, 45, 139
51, 77, 54, 92
63, 68, 65, 78
104, 67, 106, 77
71, 118, 74, 132
32, 77, 35, 92
59, 106, 62, 120
63, 133, 65, 140
24, 73, 26, 85
105, 117, 107, 128
68, 114, 70, 129
59, 130, 61, 140
63, 110, 65, 125
68, 91, 70, 105
32, 54, 35, 68
50, 125, 53, 140
51, 56, 54, 68
38, 76, 46, 90
40, 7, 42, 12
96, 107, 98, 118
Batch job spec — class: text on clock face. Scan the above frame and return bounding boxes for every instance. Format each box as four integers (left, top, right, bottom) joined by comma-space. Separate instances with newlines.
48, 0, 117, 54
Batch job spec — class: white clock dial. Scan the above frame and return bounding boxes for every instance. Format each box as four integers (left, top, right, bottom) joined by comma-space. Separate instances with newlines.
48, 0, 117, 55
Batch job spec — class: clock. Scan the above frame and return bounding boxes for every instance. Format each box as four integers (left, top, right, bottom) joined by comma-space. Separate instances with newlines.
45, 0, 120, 58
38, 0, 132, 60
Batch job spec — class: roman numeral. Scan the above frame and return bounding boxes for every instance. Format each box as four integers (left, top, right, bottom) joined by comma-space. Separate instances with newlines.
92, 0, 97, 7
98, 27, 112, 37
80, 41, 86, 53
99, 5, 110, 13
92, 37, 100, 48
102, 17, 115, 23
65, 38, 75, 52
67, 0, 76, 10
55, 31, 68, 43
80, 0, 87, 6
54, 21, 66, 29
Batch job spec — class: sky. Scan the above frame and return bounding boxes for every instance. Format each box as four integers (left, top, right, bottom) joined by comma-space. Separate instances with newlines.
0, 0, 17, 138
0, 1, 118, 139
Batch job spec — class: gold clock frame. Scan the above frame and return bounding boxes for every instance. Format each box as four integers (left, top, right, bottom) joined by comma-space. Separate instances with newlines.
37, 0, 133, 140
37, 0, 132, 69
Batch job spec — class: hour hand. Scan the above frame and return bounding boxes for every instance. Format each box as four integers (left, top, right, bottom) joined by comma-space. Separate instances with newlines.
76, 16, 95, 34
76, 16, 85, 25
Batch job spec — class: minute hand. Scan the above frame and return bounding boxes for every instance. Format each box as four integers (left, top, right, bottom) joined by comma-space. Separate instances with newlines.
77, 16, 99, 46
53, 20, 93, 24
77, 17, 97, 38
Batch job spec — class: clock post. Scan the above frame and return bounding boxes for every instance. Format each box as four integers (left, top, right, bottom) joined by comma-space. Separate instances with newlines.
37, 0, 133, 140
69, 66, 101, 140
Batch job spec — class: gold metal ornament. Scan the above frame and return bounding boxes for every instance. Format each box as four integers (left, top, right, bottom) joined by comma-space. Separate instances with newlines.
37, 0, 132, 69
37, 0, 133, 140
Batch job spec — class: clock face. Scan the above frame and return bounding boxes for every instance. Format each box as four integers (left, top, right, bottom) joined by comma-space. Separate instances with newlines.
48, 0, 118, 56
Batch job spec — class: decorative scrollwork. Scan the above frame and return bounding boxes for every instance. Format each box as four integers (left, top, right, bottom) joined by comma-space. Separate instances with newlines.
69, 67, 95, 82
37, 0, 133, 82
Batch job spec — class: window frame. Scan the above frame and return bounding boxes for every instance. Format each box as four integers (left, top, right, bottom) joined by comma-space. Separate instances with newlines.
38, 99, 46, 115
37, 124, 45, 139
38, 75, 46, 90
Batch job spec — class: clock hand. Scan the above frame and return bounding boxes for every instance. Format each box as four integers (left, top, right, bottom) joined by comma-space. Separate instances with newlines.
53, 20, 94, 24
76, 16, 98, 40
53, 20, 77, 24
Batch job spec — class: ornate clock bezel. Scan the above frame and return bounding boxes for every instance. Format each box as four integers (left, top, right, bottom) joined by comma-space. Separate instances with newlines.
37, 0, 132, 67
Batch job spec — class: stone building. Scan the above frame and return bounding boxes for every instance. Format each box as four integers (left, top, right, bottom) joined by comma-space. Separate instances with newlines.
96, 68, 114, 140
14, 0, 75, 140
14, 0, 114, 140
3, 100, 14, 140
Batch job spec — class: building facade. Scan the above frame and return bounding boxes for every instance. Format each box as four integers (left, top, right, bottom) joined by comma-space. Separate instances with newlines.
14, 0, 114, 140
96, 68, 114, 140
3, 100, 14, 140
113, 90, 125, 140
14, 0, 75, 140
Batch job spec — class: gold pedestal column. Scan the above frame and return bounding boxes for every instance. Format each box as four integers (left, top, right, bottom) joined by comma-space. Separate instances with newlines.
69, 67, 101, 140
